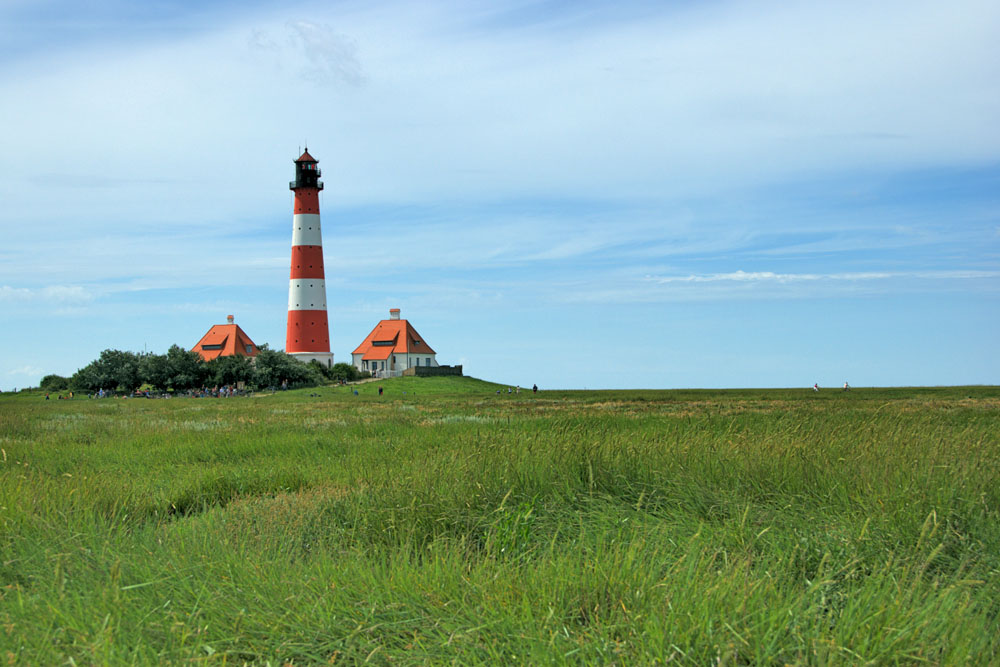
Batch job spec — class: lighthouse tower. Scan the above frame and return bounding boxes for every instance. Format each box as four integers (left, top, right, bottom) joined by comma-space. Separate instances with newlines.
285, 148, 334, 367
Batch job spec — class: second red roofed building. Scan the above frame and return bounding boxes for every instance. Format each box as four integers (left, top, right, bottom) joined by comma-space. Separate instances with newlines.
352, 308, 438, 378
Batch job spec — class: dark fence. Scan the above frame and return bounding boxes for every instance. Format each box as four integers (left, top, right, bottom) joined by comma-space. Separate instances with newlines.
402, 365, 463, 377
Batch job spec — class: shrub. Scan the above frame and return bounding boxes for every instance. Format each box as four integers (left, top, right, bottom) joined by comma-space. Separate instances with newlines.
39, 374, 70, 392
206, 354, 255, 387
71, 349, 142, 393
330, 362, 364, 382
140, 353, 171, 391
165, 345, 209, 391
252, 347, 323, 389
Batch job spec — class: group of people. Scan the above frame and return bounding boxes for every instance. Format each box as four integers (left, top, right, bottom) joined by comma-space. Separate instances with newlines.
495, 384, 539, 395
812, 382, 850, 392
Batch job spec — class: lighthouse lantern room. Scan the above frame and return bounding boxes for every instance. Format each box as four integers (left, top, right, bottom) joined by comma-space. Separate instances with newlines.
285, 148, 334, 367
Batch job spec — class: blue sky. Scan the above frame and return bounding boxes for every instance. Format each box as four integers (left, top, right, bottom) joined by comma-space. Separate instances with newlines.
1, 0, 998, 389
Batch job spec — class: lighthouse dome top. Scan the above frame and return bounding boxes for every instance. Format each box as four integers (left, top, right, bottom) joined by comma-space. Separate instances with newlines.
295, 149, 318, 163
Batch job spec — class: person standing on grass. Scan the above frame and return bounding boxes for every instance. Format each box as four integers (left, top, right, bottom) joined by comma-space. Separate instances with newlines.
813, 383, 819, 392
533, 384, 538, 393
378, 385, 383, 396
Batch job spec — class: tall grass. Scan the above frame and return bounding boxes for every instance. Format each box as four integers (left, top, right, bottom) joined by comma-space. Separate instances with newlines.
1, 383, 997, 663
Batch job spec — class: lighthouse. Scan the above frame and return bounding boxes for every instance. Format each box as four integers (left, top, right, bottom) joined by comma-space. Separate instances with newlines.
285, 148, 334, 367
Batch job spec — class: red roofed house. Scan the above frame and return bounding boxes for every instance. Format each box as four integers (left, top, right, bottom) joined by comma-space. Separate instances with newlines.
352, 308, 437, 378
192, 315, 259, 362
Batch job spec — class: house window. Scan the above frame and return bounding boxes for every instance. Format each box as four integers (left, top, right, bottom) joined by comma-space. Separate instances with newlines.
415, 358, 420, 366
426, 357, 431, 366
202, 344, 223, 350
246, 345, 253, 354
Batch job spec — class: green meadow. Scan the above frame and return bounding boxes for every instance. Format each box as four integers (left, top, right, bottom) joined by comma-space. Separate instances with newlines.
1, 379, 998, 664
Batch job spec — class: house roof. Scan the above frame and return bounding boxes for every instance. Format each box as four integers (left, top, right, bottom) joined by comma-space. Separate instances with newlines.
295, 149, 317, 163
191, 323, 259, 361
362, 346, 393, 361
352, 318, 436, 359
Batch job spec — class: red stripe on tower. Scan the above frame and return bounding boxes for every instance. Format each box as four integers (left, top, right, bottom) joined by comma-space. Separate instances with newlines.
285, 148, 334, 367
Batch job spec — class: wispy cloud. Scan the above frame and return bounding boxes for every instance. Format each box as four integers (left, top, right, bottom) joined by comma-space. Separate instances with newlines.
554, 268, 1000, 304
287, 21, 365, 86
6, 365, 44, 377
646, 270, 1000, 284
0, 285, 96, 303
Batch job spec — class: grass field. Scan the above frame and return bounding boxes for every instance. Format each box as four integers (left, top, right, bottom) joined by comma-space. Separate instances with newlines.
1, 379, 998, 664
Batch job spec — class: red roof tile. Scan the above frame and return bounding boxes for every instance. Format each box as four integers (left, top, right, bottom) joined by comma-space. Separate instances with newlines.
352, 319, 436, 357
295, 149, 317, 163
191, 323, 259, 361
362, 346, 393, 361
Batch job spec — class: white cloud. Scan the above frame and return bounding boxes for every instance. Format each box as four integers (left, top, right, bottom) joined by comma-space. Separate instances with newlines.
1, 0, 998, 224
6, 365, 44, 377
0, 285, 95, 303
284, 20, 366, 86
645, 270, 1000, 284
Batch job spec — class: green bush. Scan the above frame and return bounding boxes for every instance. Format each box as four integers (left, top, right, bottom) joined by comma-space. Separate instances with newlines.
207, 354, 255, 387
39, 374, 70, 392
307, 360, 363, 383
71, 349, 142, 393
253, 347, 322, 389
331, 361, 364, 382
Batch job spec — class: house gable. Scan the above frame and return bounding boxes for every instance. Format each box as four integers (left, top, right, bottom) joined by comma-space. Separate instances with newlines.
192, 321, 259, 361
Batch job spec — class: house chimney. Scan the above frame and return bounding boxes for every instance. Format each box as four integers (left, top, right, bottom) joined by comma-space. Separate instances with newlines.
227, 315, 234, 324
389, 308, 400, 320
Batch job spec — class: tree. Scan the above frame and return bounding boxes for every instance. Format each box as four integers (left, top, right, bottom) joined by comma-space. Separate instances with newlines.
306, 360, 364, 383
253, 347, 322, 389
40, 374, 70, 392
70, 363, 102, 393
206, 354, 254, 387
165, 345, 207, 390
330, 362, 364, 382
140, 353, 171, 391
71, 349, 142, 393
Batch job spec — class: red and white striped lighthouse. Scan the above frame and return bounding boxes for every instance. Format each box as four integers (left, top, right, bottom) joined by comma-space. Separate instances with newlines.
285, 148, 334, 367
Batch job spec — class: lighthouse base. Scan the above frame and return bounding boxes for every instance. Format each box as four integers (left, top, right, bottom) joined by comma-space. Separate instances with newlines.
288, 351, 334, 368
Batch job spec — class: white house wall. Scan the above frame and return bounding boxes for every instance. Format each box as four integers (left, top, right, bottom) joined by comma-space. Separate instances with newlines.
351, 351, 437, 372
